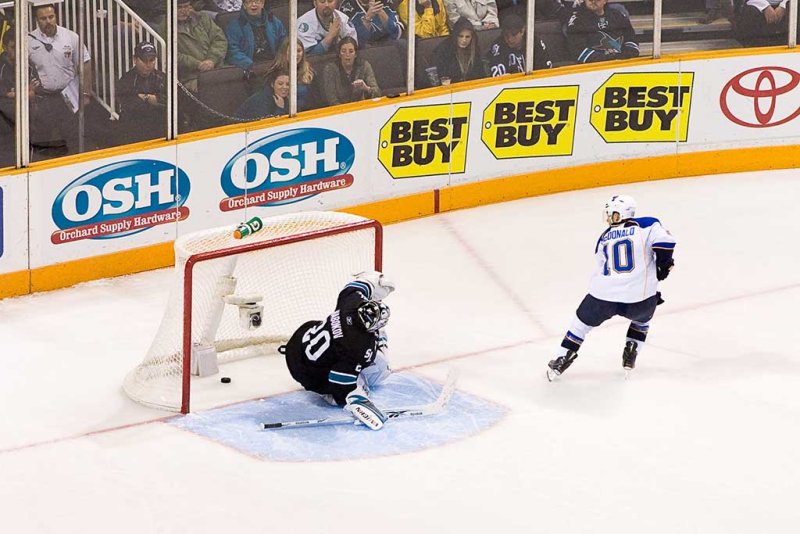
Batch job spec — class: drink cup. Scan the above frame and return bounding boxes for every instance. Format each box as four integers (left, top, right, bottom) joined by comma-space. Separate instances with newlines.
425, 66, 440, 87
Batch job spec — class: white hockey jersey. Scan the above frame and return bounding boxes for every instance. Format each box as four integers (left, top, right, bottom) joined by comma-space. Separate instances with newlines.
587, 217, 676, 303
297, 8, 358, 53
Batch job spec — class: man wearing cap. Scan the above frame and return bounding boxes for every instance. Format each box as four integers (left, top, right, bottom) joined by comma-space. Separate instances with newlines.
115, 41, 166, 143
485, 12, 551, 76
27, 3, 93, 156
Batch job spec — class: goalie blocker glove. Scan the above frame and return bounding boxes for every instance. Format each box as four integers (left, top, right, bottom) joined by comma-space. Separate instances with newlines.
345, 389, 388, 430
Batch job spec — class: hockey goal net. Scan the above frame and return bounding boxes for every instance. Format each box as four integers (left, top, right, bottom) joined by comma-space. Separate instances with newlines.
123, 211, 382, 413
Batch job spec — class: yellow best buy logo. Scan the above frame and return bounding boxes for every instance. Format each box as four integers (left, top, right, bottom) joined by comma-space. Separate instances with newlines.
378, 103, 470, 179
591, 72, 694, 143
481, 86, 578, 159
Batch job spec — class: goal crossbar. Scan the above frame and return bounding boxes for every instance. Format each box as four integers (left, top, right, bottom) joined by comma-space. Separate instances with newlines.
178, 219, 383, 413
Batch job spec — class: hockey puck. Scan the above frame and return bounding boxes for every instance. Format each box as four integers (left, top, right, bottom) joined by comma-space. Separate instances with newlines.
221, 377, 231, 384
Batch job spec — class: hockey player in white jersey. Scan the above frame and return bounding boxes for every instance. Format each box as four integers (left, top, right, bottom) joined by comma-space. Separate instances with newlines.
547, 195, 676, 380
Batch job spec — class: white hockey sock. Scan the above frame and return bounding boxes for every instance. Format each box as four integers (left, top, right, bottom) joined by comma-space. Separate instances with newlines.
557, 316, 593, 356
568, 316, 594, 341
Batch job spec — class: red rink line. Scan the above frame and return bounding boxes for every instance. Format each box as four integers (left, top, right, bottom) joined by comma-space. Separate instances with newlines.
2, 282, 797, 456
0, 415, 177, 455
437, 215, 555, 337
0, 339, 537, 456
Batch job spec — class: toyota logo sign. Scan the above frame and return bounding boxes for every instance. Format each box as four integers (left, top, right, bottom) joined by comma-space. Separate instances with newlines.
720, 66, 800, 128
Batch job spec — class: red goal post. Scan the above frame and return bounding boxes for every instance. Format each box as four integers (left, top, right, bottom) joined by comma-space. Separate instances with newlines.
123, 211, 383, 413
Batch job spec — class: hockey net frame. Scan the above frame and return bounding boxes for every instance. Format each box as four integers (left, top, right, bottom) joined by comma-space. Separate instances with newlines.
125, 212, 383, 414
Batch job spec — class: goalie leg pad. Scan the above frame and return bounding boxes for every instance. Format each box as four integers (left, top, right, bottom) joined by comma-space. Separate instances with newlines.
360, 349, 391, 389
345, 389, 387, 430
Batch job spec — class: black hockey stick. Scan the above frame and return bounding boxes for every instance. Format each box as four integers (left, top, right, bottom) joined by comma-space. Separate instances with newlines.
261, 370, 458, 430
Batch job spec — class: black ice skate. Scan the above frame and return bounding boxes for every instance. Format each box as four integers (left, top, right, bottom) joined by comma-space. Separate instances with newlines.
622, 341, 638, 371
546, 351, 578, 381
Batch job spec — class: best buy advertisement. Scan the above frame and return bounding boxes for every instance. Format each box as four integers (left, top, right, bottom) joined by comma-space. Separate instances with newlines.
481, 86, 579, 159
378, 103, 471, 179
591, 72, 694, 143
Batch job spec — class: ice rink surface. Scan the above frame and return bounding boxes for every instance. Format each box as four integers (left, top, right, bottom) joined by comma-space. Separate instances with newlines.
1, 170, 799, 533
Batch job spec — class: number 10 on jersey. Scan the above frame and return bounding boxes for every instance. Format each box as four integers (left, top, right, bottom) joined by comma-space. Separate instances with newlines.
602, 238, 634, 275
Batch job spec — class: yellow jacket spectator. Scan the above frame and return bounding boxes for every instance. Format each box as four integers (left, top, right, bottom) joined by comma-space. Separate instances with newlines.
397, 0, 450, 38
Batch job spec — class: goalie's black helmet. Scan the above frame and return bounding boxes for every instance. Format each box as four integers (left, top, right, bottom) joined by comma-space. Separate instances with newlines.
358, 300, 390, 333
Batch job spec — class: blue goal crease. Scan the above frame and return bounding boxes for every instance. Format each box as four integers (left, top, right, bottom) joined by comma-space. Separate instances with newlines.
169, 372, 507, 462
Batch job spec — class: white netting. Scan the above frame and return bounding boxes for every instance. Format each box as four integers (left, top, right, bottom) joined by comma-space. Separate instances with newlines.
123, 211, 379, 411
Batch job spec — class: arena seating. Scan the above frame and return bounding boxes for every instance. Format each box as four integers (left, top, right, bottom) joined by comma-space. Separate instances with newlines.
197, 66, 253, 120
194, 0, 750, 127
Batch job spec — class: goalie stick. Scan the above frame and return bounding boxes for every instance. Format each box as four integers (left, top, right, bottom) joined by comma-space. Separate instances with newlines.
261, 370, 458, 430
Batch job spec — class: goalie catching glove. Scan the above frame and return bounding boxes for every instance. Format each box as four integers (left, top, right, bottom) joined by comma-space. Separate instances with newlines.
345, 387, 387, 430
352, 271, 395, 301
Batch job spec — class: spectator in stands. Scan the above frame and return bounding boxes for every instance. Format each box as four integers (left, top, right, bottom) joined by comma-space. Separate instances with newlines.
163, 0, 228, 92
1, 28, 41, 100
429, 17, 487, 86
0, 28, 16, 165
2, 28, 48, 161
225, 0, 287, 70
397, 0, 450, 37
339, 0, 404, 45
0, 8, 12, 54
267, 39, 319, 111
444, 0, 499, 30
320, 36, 381, 105
0, 27, 18, 110
565, 0, 639, 63
115, 41, 166, 143
735, 0, 798, 46
298, 0, 359, 55
485, 12, 551, 76
237, 68, 289, 119
28, 3, 93, 156
699, 0, 734, 25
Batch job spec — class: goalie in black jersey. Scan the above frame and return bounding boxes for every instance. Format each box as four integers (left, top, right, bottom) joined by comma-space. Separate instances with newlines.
280, 271, 395, 430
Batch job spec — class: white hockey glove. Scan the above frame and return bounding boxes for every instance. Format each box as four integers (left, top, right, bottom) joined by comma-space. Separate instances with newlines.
353, 271, 395, 301
345, 387, 387, 430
